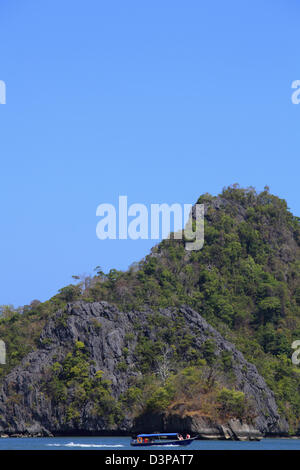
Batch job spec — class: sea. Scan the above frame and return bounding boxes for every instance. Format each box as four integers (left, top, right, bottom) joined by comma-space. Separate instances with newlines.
0, 436, 299, 450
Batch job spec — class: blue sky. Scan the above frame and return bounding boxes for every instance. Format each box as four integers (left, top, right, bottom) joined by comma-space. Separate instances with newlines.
0, 0, 299, 307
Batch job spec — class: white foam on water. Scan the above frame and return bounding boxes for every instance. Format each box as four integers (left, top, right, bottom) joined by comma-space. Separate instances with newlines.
151, 444, 179, 447
47, 442, 124, 448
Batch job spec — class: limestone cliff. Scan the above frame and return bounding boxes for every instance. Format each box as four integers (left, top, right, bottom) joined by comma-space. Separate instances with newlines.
0, 301, 288, 438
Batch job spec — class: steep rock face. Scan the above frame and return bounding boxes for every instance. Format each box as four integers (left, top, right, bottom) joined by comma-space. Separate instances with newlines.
0, 301, 288, 436
133, 413, 263, 440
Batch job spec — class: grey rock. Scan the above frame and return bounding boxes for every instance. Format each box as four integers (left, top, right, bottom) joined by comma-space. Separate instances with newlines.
0, 301, 288, 437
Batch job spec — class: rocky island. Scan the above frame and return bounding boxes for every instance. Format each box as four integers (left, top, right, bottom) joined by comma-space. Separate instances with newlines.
0, 186, 299, 439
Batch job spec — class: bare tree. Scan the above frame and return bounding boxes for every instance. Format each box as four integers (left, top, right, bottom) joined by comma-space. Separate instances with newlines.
0, 340, 6, 365
155, 346, 174, 385
72, 273, 92, 293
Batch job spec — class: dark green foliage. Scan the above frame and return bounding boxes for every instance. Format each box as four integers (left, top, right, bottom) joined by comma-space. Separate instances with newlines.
145, 385, 175, 412
58, 285, 82, 302
44, 341, 122, 426
217, 388, 249, 420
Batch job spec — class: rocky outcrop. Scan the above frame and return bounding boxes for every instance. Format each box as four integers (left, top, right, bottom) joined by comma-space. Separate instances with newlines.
0, 301, 288, 437
133, 413, 263, 441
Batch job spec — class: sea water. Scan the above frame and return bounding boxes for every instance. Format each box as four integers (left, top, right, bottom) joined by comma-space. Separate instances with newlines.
0, 436, 299, 450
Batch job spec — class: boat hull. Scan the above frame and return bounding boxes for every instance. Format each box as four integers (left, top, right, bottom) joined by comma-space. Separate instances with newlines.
130, 437, 197, 447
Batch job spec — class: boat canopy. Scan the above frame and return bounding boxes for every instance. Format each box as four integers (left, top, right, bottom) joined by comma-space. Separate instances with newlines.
137, 433, 178, 437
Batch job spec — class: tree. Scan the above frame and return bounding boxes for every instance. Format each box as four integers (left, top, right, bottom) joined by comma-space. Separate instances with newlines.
155, 346, 173, 385
58, 285, 81, 302
217, 388, 247, 419
258, 297, 281, 324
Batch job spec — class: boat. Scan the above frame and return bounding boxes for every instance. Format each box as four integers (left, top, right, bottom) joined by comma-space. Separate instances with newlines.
130, 433, 198, 447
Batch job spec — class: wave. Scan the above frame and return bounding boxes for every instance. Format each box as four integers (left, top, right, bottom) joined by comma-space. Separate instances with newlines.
151, 444, 180, 447
47, 442, 124, 448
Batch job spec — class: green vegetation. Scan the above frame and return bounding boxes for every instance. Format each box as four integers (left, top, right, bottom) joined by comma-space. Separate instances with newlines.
87, 185, 300, 429
121, 366, 252, 422
115, 312, 255, 422
217, 388, 249, 420
1, 185, 299, 431
43, 341, 122, 427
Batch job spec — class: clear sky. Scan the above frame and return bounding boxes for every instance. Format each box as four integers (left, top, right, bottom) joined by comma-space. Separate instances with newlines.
0, 0, 299, 307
